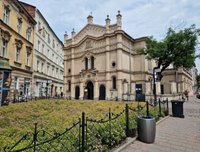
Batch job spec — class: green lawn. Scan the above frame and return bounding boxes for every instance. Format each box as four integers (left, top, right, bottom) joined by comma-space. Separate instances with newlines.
0, 99, 143, 150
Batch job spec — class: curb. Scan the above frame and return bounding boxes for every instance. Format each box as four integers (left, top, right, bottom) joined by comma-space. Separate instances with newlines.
113, 115, 170, 152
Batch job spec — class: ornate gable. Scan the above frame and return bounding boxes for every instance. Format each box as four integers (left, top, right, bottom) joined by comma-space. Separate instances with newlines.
73, 24, 106, 44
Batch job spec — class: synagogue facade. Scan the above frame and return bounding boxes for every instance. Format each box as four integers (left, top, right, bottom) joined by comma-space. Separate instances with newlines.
63, 12, 194, 101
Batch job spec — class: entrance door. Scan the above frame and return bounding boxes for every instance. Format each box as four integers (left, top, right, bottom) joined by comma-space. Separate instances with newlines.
86, 81, 94, 100
75, 86, 80, 99
99, 85, 106, 100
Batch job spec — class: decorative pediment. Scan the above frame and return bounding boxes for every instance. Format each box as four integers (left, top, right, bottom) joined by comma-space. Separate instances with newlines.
15, 39, 23, 49
74, 24, 106, 44
26, 46, 32, 54
1, 30, 11, 42
79, 68, 98, 78
81, 50, 95, 61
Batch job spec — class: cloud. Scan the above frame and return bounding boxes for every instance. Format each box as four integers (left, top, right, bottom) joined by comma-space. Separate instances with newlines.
20, 0, 200, 72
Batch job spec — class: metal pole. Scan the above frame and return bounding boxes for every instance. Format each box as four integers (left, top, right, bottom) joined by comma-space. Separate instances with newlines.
33, 123, 37, 152
125, 104, 129, 137
81, 112, 85, 152
166, 98, 169, 115
146, 101, 149, 117
153, 67, 157, 104
109, 108, 111, 148
158, 98, 161, 116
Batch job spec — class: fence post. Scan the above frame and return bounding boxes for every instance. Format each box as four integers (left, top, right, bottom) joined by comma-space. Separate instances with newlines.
109, 108, 112, 148
166, 98, 169, 115
81, 112, 85, 152
33, 123, 38, 152
159, 98, 161, 117
146, 101, 149, 117
125, 104, 130, 137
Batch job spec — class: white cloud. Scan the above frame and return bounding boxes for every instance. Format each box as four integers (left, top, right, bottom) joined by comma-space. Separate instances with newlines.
20, 0, 200, 72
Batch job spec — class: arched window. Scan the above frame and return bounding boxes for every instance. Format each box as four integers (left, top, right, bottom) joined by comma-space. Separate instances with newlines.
91, 56, 94, 69
85, 58, 88, 70
68, 80, 71, 92
112, 76, 117, 89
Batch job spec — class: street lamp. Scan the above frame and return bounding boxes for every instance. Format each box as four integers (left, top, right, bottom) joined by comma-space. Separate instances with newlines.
153, 67, 161, 104
46, 80, 49, 99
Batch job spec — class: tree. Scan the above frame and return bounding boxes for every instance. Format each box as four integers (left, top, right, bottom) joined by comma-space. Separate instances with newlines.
196, 74, 200, 92
140, 24, 200, 80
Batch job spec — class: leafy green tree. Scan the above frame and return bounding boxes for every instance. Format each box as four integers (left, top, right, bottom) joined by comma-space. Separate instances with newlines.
140, 24, 200, 80
196, 74, 200, 92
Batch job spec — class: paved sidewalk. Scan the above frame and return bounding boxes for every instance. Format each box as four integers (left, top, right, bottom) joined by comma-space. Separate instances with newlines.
121, 96, 200, 152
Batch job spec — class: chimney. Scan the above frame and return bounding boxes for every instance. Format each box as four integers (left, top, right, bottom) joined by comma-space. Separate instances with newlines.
116, 10, 122, 29
87, 14, 93, 24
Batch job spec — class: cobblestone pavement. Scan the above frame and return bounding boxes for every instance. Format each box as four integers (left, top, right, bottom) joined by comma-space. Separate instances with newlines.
122, 96, 200, 152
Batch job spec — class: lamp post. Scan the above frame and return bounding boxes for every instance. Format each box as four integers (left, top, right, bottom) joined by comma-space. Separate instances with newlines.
46, 80, 48, 99
153, 67, 160, 103
0, 59, 12, 106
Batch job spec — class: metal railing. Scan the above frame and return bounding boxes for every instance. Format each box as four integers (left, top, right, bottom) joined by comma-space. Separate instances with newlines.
4, 99, 169, 152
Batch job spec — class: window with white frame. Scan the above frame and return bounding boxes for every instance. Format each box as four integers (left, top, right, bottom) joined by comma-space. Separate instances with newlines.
26, 27, 32, 41
16, 47, 20, 62
47, 33, 50, 44
3, 6, 10, 24
52, 39, 55, 48
42, 44, 44, 54
37, 40, 40, 51
37, 60, 40, 71
26, 48, 31, 66
47, 65, 49, 75
52, 66, 54, 77
14, 77, 19, 89
41, 63, 44, 72
38, 22, 41, 32
17, 18, 22, 33
1, 40, 7, 57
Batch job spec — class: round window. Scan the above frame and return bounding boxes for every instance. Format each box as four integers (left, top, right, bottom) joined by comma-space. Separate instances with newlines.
112, 62, 116, 67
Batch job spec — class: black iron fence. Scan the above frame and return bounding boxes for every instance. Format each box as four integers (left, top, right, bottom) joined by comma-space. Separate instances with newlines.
4, 99, 169, 152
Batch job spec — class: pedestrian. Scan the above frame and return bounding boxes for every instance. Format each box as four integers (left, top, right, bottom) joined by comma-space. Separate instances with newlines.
184, 90, 189, 101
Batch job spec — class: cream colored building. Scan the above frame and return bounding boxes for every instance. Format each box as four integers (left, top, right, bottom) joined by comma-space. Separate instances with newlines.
21, 2, 64, 98
64, 12, 194, 101
0, 0, 36, 98
64, 12, 157, 100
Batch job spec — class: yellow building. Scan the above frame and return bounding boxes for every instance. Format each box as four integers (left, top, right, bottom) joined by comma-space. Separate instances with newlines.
0, 0, 36, 99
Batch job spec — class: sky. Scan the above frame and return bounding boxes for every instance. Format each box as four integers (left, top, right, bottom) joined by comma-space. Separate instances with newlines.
20, 0, 200, 72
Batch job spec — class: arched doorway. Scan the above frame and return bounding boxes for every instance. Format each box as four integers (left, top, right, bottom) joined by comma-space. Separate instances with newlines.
75, 86, 80, 99
85, 81, 94, 100
99, 85, 106, 100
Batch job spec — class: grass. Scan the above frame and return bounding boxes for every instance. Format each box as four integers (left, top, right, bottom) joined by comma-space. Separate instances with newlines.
0, 99, 144, 150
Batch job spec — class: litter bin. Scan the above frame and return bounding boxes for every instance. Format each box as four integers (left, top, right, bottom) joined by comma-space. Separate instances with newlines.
137, 116, 156, 143
171, 100, 184, 118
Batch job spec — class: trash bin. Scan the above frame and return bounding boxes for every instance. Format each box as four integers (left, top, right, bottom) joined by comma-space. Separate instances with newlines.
137, 116, 156, 143
171, 100, 184, 118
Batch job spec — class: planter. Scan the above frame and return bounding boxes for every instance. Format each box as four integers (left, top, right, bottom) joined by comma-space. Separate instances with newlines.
137, 116, 156, 143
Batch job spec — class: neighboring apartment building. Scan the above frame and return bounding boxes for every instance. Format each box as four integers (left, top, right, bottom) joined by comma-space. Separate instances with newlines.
0, 0, 36, 98
63, 12, 194, 101
21, 2, 64, 98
